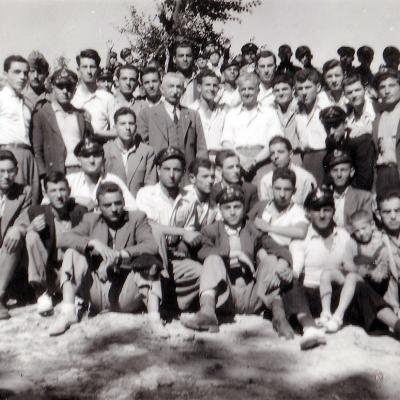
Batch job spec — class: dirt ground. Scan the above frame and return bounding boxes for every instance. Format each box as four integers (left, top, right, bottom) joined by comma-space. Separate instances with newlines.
1, 304, 400, 400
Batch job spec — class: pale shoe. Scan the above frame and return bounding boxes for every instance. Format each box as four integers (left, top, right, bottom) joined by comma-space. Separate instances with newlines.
325, 315, 343, 333
148, 313, 170, 339
37, 293, 54, 316
315, 311, 332, 328
300, 327, 327, 350
49, 304, 78, 336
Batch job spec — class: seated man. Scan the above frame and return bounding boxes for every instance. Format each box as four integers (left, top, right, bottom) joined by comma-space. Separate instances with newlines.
26, 171, 87, 315
49, 182, 163, 336
0, 150, 32, 319
211, 150, 258, 215
181, 185, 291, 333
67, 137, 136, 211
259, 136, 316, 206
104, 107, 156, 197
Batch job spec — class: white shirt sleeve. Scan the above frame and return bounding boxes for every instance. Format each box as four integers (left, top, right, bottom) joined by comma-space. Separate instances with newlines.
220, 109, 235, 148
289, 239, 306, 279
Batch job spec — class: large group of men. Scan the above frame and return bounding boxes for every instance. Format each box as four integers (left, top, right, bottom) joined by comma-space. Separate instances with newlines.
2, 38, 400, 350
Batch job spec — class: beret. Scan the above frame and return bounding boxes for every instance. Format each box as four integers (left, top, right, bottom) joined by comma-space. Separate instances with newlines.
216, 184, 245, 205
337, 46, 355, 57
98, 68, 113, 81
74, 138, 104, 158
155, 146, 186, 166
220, 55, 241, 72
110, 51, 117, 58
304, 186, 335, 210
319, 106, 347, 126
241, 42, 258, 55
50, 68, 78, 86
324, 149, 353, 170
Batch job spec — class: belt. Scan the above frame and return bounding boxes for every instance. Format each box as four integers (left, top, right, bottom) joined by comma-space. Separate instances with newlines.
0, 143, 31, 151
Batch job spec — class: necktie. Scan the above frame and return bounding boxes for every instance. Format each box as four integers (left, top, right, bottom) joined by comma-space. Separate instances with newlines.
173, 106, 179, 125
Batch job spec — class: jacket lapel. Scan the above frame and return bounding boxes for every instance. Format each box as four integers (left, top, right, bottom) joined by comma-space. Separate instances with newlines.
154, 105, 169, 142
2, 194, 23, 237
179, 109, 192, 143
109, 141, 128, 182
127, 148, 144, 187
44, 104, 63, 140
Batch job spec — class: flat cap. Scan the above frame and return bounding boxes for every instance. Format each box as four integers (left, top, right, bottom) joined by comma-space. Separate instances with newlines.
304, 186, 335, 210
319, 106, 347, 126
241, 42, 258, 55
120, 48, 132, 60
155, 147, 186, 167
337, 46, 355, 58
295, 46, 312, 61
383, 46, 400, 59
324, 149, 353, 170
50, 68, 78, 87
216, 184, 245, 205
27, 50, 49, 73
74, 137, 104, 158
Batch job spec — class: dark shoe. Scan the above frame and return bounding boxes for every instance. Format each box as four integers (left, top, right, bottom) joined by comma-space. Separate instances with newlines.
272, 315, 294, 339
181, 311, 219, 333
0, 302, 10, 320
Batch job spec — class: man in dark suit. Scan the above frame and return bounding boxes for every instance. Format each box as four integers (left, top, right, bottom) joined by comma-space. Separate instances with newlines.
0, 150, 32, 319
49, 181, 161, 336
31, 68, 93, 178
137, 72, 207, 168
25, 171, 87, 316
211, 149, 258, 215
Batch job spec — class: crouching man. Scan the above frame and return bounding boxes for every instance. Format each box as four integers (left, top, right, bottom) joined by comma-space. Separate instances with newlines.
49, 181, 163, 336
181, 185, 291, 332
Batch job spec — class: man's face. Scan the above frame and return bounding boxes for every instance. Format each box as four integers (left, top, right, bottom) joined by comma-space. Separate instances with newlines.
5, 61, 29, 93
324, 66, 344, 92
340, 55, 354, 68
221, 156, 241, 184
196, 57, 207, 70
256, 56, 276, 85
272, 178, 294, 210
191, 166, 215, 195
174, 46, 194, 72
220, 200, 244, 227
309, 206, 335, 231
0, 159, 17, 191
142, 72, 161, 100
351, 218, 374, 244
118, 68, 139, 96
124, 54, 134, 65
78, 57, 98, 84
296, 79, 319, 106
116, 114, 136, 143
29, 67, 47, 91
344, 81, 365, 107
46, 181, 70, 210
79, 153, 104, 175
378, 77, 400, 106
52, 82, 76, 105
98, 191, 125, 223
244, 52, 256, 64
199, 76, 219, 102
273, 82, 293, 106
223, 66, 239, 84
379, 197, 400, 233
269, 142, 291, 168
157, 158, 184, 189
329, 163, 353, 189
279, 49, 292, 63
327, 122, 347, 142
209, 52, 220, 67
110, 55, 117, 66
238, 78, 259, 108
97, 79, 111, 92
162, 76, 183, 106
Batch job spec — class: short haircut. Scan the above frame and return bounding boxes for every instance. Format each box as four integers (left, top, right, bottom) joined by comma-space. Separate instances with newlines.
44, 170, 69, 191
96, 181, 123, 202
76, 49, 101, 67
322, 59, 342, 76
215, 149, 239, 168
140, 66, 161, 82
237, 72, 260, 87
373, 69, 400, 90
4, 55, 29, 72
350, 209, 373, 225
113, 107, 136, 124
272, 167, 296, 188
269, 135, 293, 152
294, 68, 320, 85
377, 188, 400, 209
343, 73, 363, 88
196, 68, 220, 84
162, 72, 184, 88
116, 64, 139, 79
0, 150, 17, 167
188, 157, 214, 176
173, 40, 194, 56
256, 50, 276, 65
272, 73, 294, 88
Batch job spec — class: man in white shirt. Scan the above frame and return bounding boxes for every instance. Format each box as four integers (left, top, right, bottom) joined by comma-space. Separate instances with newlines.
72, 49, 115, 139
217, 57, 241, 110
256, 50, 277, 109
0, 55, 40, 204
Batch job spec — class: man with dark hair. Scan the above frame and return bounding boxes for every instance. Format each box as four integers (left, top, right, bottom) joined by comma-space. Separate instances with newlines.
356, 46, 375, 87
49, 181, 162, 336
32, 68, 93, 179
104, 107, 156, 196
140, 67, 162, 107
218, 57, 241, 110
26, 171, 87, 315
337, 46, 356, 77
0, 54, 41, 204
256, 50, 277, 108
241, 42, 258, 73
320, 59, 347, 110
120, 48, 134, 65
72, 49, 115, 138
383, 46, 400, 71
276, 45, 301, 77
295, 46, 317, 71
0, 150, 32, 319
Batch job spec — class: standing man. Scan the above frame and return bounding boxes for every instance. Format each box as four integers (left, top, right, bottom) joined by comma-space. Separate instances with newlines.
382, 47, 400, 71
356, 46, 375, 88
337, 46, 356, 77
240, 42, 258, 73
217, 57, 241, 110
137, 72, 207, 168
0, 55, 40, 204
72, 49, 115, 139
140, 67, 163, 107
256, 50, 277, 109
295, 46, 318, 72
276, 45, 301, 77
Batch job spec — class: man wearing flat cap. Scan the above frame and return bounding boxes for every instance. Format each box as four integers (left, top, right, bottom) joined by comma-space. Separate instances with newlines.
383, 46, 400, 71
320, 104, 375, 191
323, 149, 372, 231
337, 46, 356, 77
23, 50, 50, 111
356, 46, 375, 87
32, 68, 94, 180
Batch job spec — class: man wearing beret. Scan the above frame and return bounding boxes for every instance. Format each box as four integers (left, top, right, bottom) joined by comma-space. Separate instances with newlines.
120, 48, 134, 66
31, 68, 94, 179
49, 181, 164, 336
383, 46, 400, 71
356, 46, 375, 87
23, 50, 50, 111
324, 149, 372, 231
321, 104, 375, 191
337, 46, 356, 77
276, 45, 301, 78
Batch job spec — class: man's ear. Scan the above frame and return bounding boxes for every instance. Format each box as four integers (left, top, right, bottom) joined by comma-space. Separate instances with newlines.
316, 83, 321, 93
374, 208, 382, 222
188, 173, 196, 185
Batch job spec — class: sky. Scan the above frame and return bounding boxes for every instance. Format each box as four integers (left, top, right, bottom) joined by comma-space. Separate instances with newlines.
0, 0, 398, 71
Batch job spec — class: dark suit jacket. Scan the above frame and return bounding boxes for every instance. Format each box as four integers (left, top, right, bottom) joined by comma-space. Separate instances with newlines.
211, 181, 258, 215
344, 186, 373, 231
103, 138, 156, 196
136, 102, 207, 166
31, 102, 93, 177
28, 201, 87, 264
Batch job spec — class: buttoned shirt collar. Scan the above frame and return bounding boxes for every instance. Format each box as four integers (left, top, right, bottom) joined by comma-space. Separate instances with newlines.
308, 224, 339, 240
163, 100, 181, 120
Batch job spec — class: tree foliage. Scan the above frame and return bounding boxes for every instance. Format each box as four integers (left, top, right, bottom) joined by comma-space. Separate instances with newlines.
119, 0, 260, 62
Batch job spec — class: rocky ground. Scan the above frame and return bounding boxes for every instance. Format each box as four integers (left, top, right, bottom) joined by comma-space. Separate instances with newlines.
1, 304, 399, 400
